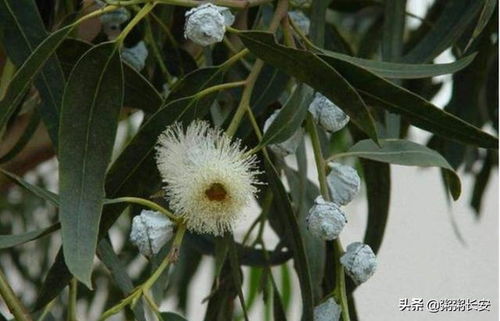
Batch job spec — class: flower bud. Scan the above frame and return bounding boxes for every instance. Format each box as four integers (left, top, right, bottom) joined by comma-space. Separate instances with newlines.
288, 10, 310, 35
340, 242, 377, 285
314, 298, 341, 321
308, 93, 349, 133
121, 41, 148, 71
184, 4, 234, 46
326, 162, 360, 206
306, 196, 347, 240
99, 8, 130, 31
263, 109, 303, 157
130, 210, 175, 257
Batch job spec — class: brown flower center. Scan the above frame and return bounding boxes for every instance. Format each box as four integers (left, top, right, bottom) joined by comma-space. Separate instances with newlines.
205, 183, 227, 201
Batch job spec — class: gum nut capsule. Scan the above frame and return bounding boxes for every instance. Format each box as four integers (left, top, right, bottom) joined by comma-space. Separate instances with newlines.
306, 196, 347, 240
263, 109, 303, 157
216, 6, 235, 26
340, 242, 377, 285
99, 7, 130, 30
308, 93, 350, 133
130, 210, 175, 257
122, 41, 148, 71
288, 10, 311, 35
184, 3, 229, 46
314, 298, 341, 321
326, 162, 360, 206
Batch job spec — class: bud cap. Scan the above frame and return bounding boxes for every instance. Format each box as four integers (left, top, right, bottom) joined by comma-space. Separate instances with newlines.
340, 242, 377, 285
306, 196, 347, 240
122, 41, 148, 71
309, 93, 350, 133
314, 297, 341, 321
184, 4, 234, 46
326, 162, 360, 206
130, 210, 175, 257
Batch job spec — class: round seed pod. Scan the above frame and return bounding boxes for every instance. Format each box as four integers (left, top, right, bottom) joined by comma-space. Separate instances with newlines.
326, 162, 360, 206
288, 10, 311, 35
306, 196, 347, 240
184, 4, 233, 46
130, 210, 175, 257
340, 242, 377, 285
308, 93, 349, 133
263, 109, 303, 157
314, 297, 341, 321
121, 41, 148, 71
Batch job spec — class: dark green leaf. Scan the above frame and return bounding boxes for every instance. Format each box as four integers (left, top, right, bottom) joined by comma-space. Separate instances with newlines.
382, 0, 406, 61
259, 84, 312, 146
239, 31, 378, 143
227, 234, 249, 321
58, 42, 124, 288
338, 139, 461, 199
0, 0, 66, 144
264, 160, 314, 320
464, 0, 498, 52
0, 110, 41, 164
0, 223, 59, 249
403, 0, 485, 63
250, 64, 289, 114
160, 312, 188, 321
0, 168, 59, 205
320, 55, 498, 149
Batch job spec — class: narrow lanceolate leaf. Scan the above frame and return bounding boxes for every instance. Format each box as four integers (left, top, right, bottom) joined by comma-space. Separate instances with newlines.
403, 0, 485, 63
0, 168, 59, 206
58, 42, 124, 288
381, 0, 406, 62
239, 31, 378, 144
321, 56, 499, 149
338, 139, 461, 200
317, 50, 477, 79
0, 223, 60, 249
259, 84, 312, 147
264, 160, 314, 320
464, 0, 498, 52
0, 0, 66, 144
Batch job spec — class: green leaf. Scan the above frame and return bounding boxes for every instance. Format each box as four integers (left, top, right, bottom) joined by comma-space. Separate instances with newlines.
57, 38, 163, 113
259, 84, 312, 147
337, 139, 461, 200
227, 234, 249, 321
381, 0, 406, 61
318, 50, 477, 79
58, 42, 124, 288
0, 223, 60, 249
264, 160, 314, 320
239, 31, 378, 143
403, 0, 485, 63
464, 0, 498, 52
0, 168, 59, 206
321, 56, 498, 149
0, 110, 41, 164
0, 0, 66, 144
160, 312, 188, 321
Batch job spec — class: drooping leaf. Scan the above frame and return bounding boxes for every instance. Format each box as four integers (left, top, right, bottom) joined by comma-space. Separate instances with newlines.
0, 110, 41, 164
227, 234, 249, 321
58, 42, 124, 288
320, 55, 498, 149
0, 0, 66, 144
0, 168, 58, 205
259, 84, 312, 147
239, 31, 378, 143
0, 223, 60, 249
464, 0, 498, 52
337, 139, 461, 199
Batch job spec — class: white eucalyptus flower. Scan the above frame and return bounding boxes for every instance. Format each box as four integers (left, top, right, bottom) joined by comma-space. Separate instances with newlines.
289, 10, 310, 35
130, 210, 175, 257
326, 162, 360, 206
184, 4, 234, 46
155, 120, 260, 236
306, 196, 347, 240
263, 109, 303, 157
314, 298, 341, 321
340, 242, 377, 285
121, 41, 148, 71
309, 93, 350, 133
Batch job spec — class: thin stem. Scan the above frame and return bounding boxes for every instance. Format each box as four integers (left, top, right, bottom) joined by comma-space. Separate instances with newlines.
195, 80, 246, 99
220, 49, 249, 70
116, 2, 156, 46
334, 240, 350, 321
104, 197, 179, 222
67, 278, 78, 321
154, 0, 273, 9
0, 269, 32, 321
306, 114, 330, 201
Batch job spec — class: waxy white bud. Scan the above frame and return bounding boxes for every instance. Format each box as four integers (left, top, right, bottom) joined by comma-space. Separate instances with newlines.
306, 196, 347, 240
340, 242, 377, 285
122, 41, 148, 71
99, 8, 130, 31
314, 298, 341, 321
309, 93, 350, 133
288, 10, 311, 35
130, 210, 175, 257
263, 109, 303, 157
326, 162, 360, 206
184, 4, 234, 46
